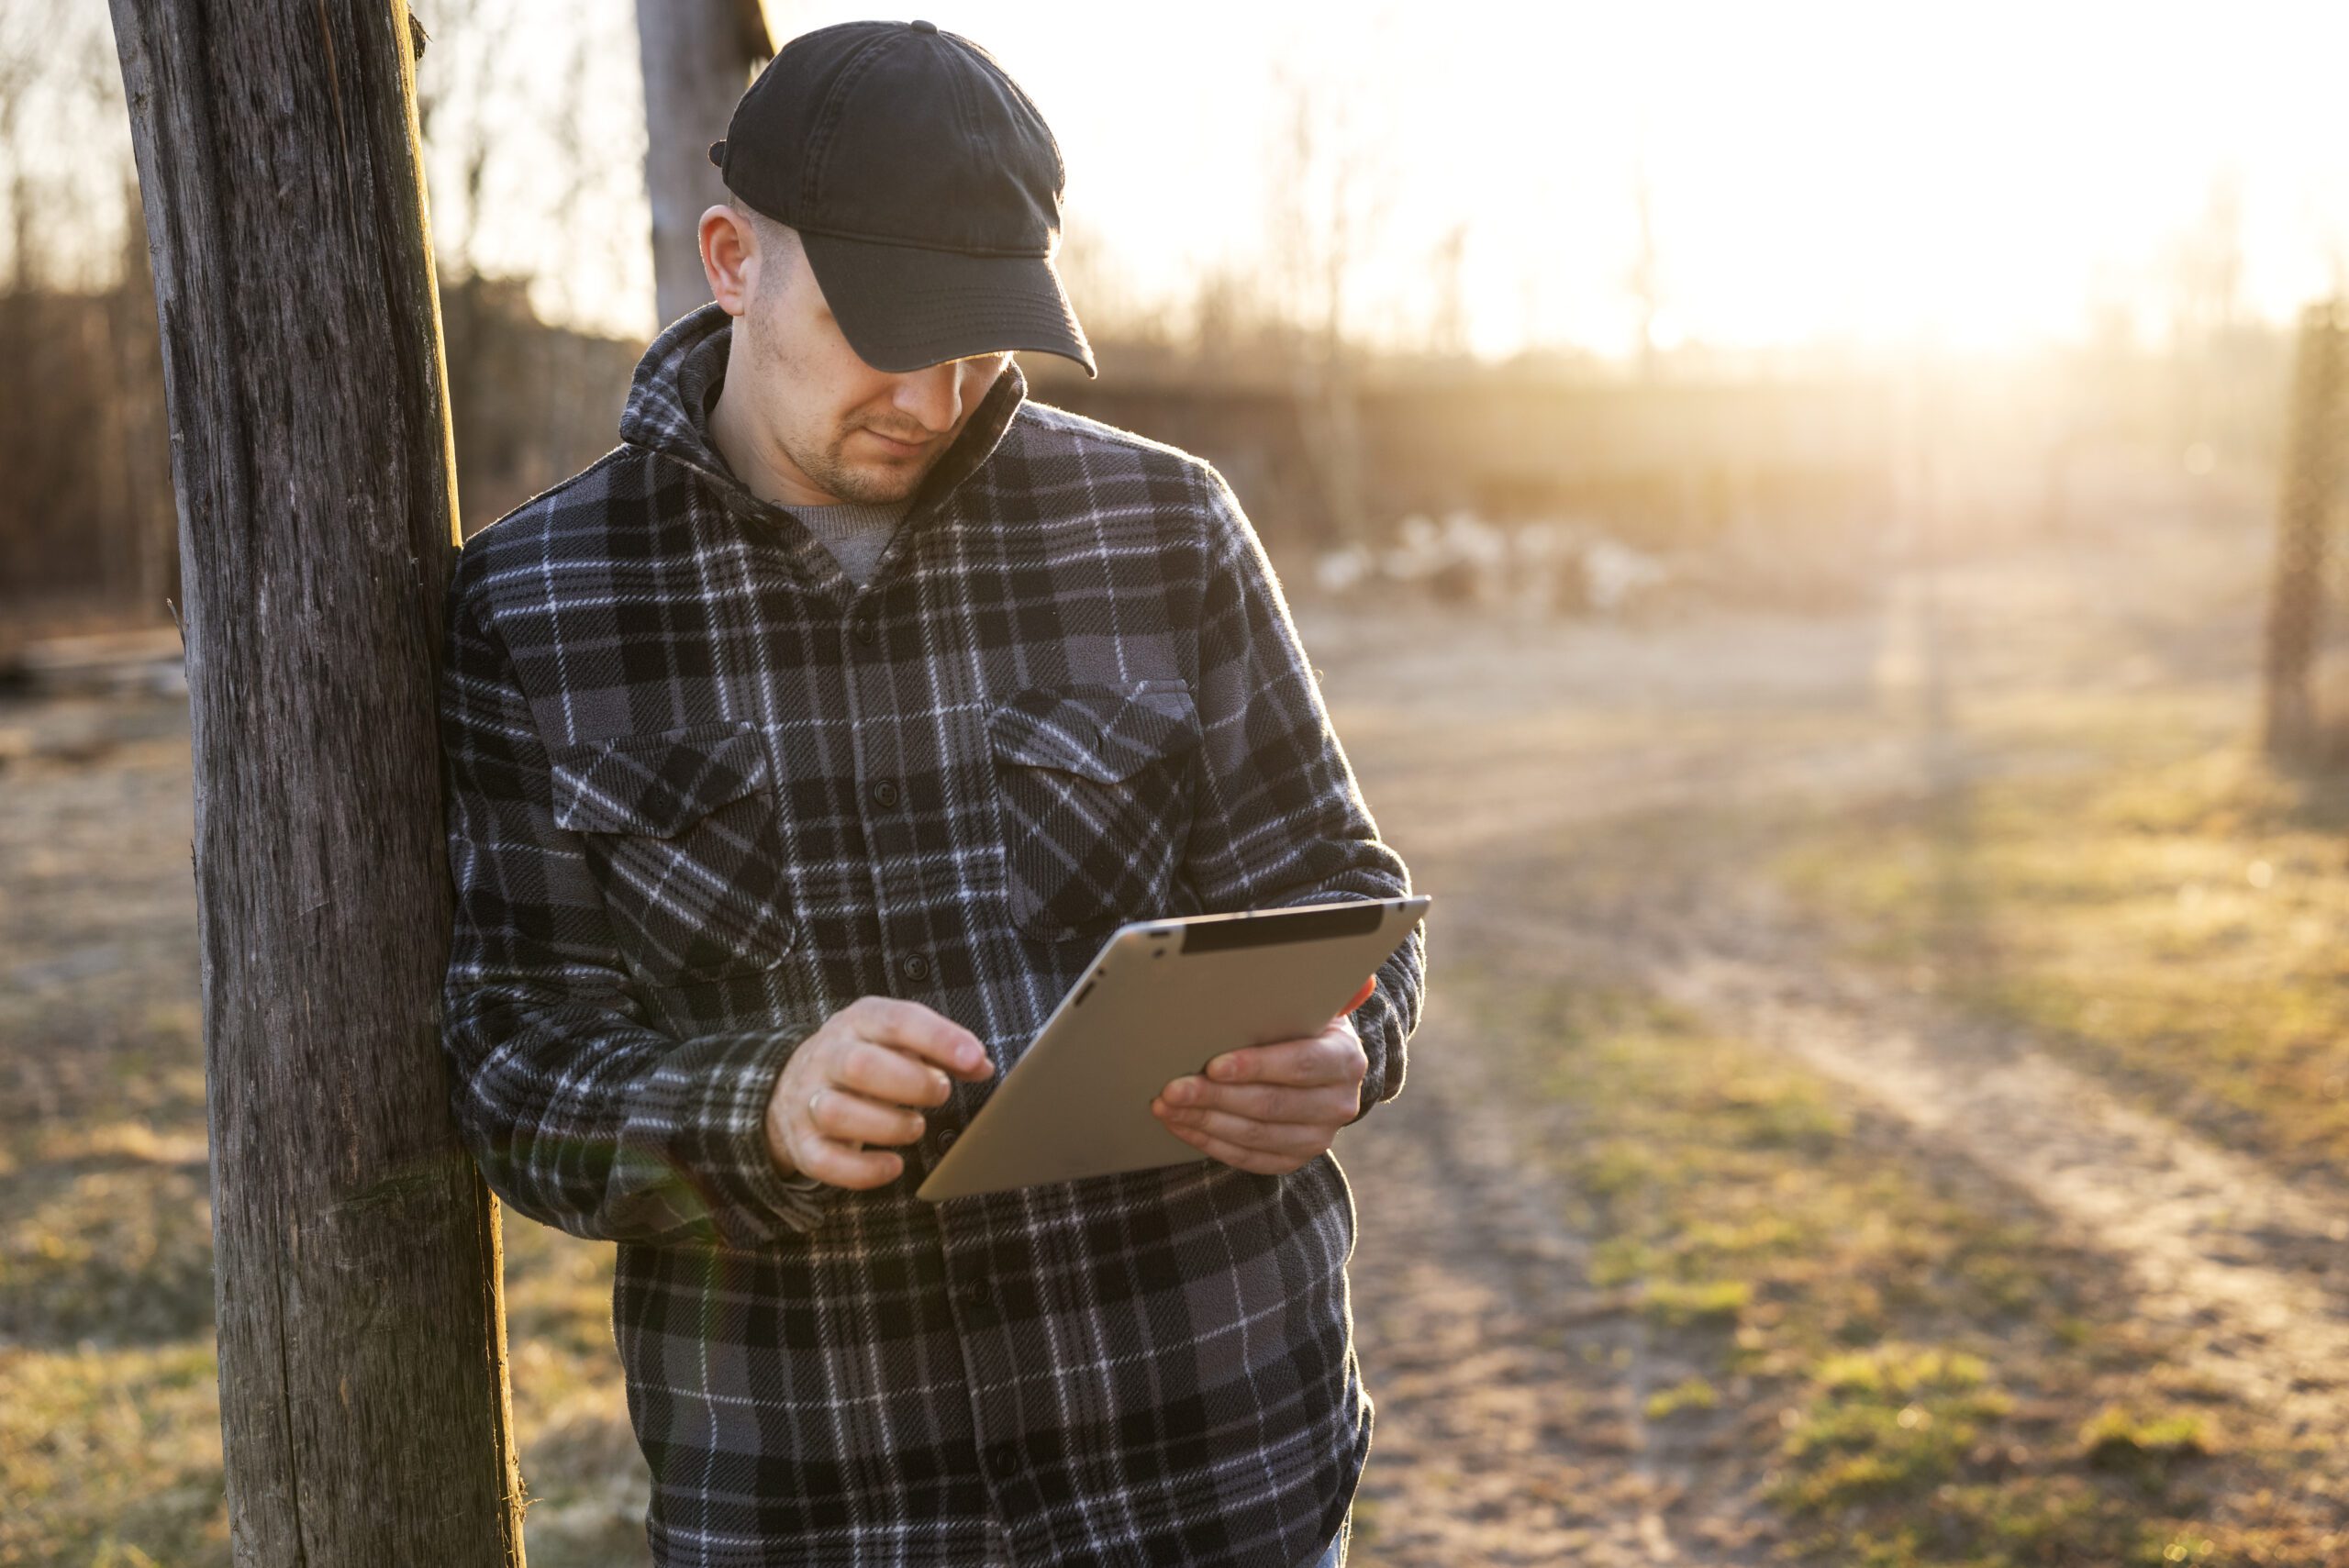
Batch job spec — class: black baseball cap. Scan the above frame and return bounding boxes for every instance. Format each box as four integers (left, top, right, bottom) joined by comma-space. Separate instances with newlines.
709, 19, 1097, 378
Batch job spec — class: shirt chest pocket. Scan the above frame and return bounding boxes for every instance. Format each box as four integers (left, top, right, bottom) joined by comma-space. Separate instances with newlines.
986, 682, 1201, 941
549, 722, 799, 986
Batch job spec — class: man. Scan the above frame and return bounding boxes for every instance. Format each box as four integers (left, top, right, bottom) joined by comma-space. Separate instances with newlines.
437, 19, 1423, 1567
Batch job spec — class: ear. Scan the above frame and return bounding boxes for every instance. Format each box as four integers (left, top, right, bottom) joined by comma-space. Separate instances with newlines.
699, 205, 755, 317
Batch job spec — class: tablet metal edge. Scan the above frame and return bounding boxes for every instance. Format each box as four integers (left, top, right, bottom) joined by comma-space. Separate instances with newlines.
913, 894, 1430, 1203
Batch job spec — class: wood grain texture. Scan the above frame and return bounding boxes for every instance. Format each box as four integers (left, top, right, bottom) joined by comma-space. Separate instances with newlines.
106, 3, 526, 1562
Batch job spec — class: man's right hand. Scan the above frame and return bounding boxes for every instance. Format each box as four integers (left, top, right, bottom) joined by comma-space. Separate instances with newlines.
764, 997, 995, 1189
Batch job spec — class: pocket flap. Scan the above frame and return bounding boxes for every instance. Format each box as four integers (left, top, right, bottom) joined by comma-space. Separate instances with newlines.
550, 723, 774, 839
987, 683, 1200, 784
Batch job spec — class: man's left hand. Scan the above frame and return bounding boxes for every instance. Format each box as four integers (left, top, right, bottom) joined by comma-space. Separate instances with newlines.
1151, 990, 1370, 1175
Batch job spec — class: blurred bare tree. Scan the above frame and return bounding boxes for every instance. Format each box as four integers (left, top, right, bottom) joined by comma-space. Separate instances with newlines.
2165, 170, 2250, 461
0, 5, 37, 291
1628, 154, 1665, 383
0, 0, 670, 634
1264, 61, 1397, 545
409, 0, 652, 533
0, 0, 174, 636
1427, 220, 1471, 361
635, 0, 772, 330
2169, 172, 2245, 354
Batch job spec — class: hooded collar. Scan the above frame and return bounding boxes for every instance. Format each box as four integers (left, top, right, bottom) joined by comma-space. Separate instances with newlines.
617, 301, 1029, 525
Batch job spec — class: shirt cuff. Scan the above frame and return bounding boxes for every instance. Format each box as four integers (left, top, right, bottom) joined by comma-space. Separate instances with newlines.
631, 1026, 836, 1245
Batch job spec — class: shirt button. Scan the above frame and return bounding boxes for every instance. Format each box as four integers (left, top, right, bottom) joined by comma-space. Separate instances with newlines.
902, 952, 932, 982
852, 620, 877, 646
871, 779, 901, 808
985, 1443, 1019, 1481
939, 1127, 959, 1151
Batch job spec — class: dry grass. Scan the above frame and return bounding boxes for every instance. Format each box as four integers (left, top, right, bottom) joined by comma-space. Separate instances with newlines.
1778, 728, 2349, 1189
1464, 962, 2344, 1565
15, 600, 2349, 1564
0, 695, 653, 1567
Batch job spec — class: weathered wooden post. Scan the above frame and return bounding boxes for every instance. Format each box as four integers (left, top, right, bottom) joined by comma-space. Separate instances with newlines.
106, 4, 526, 1561
635, 0, 774, 328
2263, 300, 2349, 760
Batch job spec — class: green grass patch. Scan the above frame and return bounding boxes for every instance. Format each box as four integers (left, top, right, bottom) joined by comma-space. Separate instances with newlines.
1642, 1277, 1753, 1329
1771, 1345, 2016, 1514
1777, 741, 2349, 1182
2079, 1404, 2218, 1474
1458, 965, 2334, 1564
1643, 1375, 1720, 1419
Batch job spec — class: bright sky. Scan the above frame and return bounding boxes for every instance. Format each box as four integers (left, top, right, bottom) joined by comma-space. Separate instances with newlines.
462, 1, 2349, 359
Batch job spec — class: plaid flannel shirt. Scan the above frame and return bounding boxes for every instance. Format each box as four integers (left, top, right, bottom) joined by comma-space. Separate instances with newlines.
437, 303, 1426, 1568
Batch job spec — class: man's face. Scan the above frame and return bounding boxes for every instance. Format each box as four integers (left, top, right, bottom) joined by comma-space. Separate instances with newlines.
726, 217, 1009, 507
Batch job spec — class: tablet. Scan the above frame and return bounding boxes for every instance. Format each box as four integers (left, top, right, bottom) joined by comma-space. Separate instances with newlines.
917, 895, 1431, 1202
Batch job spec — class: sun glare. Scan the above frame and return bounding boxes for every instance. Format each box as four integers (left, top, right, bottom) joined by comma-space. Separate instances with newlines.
548, 1, 2349, 359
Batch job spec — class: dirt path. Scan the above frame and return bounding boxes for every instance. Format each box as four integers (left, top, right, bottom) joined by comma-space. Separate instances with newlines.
1428, 878, 2349, 1454
9, 512, 2328, 1561
1657, 923, 2349, 1446
1310, 522, 2349, 1552
1344, 983, 1778, 1567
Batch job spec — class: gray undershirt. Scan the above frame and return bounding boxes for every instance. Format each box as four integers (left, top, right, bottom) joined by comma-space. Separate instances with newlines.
790, 498, 911, 587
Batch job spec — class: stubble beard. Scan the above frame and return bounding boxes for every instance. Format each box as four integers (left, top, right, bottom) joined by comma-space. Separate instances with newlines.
742, 299, 946, 506
784, 421, 939, 506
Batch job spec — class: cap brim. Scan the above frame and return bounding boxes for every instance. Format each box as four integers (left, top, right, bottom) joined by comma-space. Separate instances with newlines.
798, 232, 1097, 378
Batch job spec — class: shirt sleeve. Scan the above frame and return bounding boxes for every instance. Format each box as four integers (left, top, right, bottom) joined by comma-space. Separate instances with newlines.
1179, 463, 1428, 1122
436, 558, 833, 1248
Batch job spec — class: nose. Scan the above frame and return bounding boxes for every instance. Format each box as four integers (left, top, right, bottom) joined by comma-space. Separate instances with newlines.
890, 361, 965, 435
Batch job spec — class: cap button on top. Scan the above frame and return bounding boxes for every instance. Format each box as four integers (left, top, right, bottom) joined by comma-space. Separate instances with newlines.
909, 18, 938, 32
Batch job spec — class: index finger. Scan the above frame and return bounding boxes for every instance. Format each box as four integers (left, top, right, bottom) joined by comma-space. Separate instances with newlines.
845, 996, 993, 1080
1203, 1025, 1363, 1089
